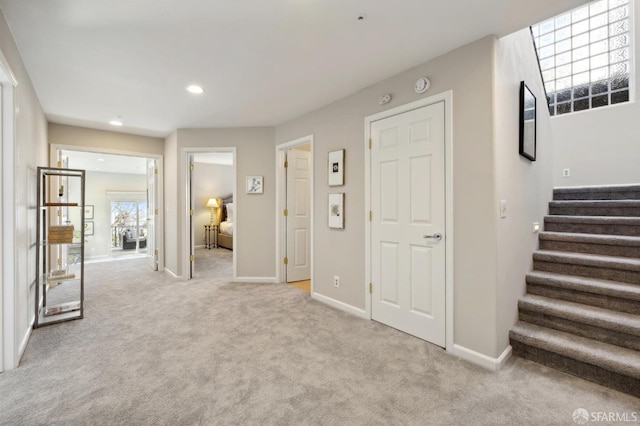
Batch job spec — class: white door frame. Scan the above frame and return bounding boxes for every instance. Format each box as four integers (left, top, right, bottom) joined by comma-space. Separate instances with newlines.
364, 92, 454, 350
0, 50, 18, 371
275, 135, 314, 290
181, 147, 237, 281
50, 144, 165, 272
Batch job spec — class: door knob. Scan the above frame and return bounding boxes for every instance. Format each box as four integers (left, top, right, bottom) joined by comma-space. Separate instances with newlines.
423, 233, 442, 241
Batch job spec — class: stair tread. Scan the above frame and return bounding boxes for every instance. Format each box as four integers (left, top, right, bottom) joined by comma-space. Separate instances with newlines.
519, 294, 640, 336
554, 184, 640, 193
510, 322, 640, 379
534, 250, 640, 271
527, 270, 640, 301
544, 215, 640, 224
539, 232, 640, 247
550, 200, 640, 207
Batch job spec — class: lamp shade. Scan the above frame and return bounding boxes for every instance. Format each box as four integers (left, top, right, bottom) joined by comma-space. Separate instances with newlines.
206, 198, 219, 208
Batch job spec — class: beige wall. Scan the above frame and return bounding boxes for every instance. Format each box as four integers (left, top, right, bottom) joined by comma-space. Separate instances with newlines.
48, 123, 164, 157
494, 29, 555, 356
164, 127, 275, 279
1, 9, 48, 369
552, 4, 640, 187
276, 37, 503, 358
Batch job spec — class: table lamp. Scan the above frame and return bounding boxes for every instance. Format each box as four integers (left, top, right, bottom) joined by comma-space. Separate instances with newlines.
206, 198, 219, 225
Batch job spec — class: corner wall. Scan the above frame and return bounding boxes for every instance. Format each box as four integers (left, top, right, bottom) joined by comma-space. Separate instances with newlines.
0, 8, 48, 369
552, 3, 640, 187
494, 29, 555, 356
276, 37, 502, 359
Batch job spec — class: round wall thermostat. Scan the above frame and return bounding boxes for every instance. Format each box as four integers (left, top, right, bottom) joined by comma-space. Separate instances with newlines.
414, 77, 431, 94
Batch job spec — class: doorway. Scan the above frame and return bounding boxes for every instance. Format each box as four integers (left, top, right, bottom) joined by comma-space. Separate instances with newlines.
184, 149, 236, 280
276, 135, 314, 292
365, 93, 453, 349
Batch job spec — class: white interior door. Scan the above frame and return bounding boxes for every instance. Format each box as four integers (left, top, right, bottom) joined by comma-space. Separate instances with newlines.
286, 149, 311, 282
370, 101, 446, 347
146, 159, 158, 271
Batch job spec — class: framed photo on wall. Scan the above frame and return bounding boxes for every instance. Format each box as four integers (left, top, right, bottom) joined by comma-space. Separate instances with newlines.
328, 193, 344, 229
84, 221, 94, 236
246, 176, 263, 194
328, 149, 344, 186
519, 81, 536, 161
84, 205, 94, 219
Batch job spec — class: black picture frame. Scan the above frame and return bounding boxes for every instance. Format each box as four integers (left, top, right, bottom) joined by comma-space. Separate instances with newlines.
519, 81, 536, 161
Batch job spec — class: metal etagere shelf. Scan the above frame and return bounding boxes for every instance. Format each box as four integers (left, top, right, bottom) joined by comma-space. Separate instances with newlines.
35, 166, 86, 327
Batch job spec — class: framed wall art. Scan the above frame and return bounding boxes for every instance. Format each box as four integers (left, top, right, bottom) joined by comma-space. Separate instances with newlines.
84, 205, 94, 219
246, 176, 263, 194
84, 221, 94, 236
519, 81, 536, 161
328, 193, 344, 229
328, 149, 344, 186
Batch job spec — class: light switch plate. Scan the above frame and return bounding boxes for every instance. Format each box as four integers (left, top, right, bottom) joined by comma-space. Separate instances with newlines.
499, 200, 507, 218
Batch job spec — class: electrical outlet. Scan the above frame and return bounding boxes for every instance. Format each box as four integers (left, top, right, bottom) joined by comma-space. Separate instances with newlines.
333, 276, 339, 288
562, 168, 571, 177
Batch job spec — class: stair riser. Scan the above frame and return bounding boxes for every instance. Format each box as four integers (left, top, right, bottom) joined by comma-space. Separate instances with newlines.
510, 340, 640, 398
518, 311, 640, 351
539, 240, 640, 258
533, 260, 640, 285
549, 206, 640, 217
554, 190, 640, 201
543, 222, 640, 236
527, 283, 640, 315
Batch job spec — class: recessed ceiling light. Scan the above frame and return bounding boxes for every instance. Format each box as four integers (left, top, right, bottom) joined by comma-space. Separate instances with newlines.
109, 119, 123, 126
186, 85, 204, 94
97, 158, 105, 162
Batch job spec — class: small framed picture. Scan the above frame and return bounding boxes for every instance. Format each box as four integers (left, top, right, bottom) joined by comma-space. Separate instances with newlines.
328, 193, 344, 229
84, 205, 94, 219
328, 149, 344, 186
246, 176, 263, 194
519, 81, 536, 161
84, 221, 94, 236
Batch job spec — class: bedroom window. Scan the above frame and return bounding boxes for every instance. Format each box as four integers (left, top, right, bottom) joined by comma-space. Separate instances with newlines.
531, 0, 633, 116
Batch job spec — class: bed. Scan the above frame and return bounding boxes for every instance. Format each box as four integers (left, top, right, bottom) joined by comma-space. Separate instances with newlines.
217, 195, 234, 250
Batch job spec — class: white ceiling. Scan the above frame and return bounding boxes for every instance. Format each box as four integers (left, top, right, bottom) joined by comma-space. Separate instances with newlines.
0, 0, 586, 138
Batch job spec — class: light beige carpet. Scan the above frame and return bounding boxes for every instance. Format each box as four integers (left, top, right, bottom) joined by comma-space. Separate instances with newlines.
0, 247, 637, 425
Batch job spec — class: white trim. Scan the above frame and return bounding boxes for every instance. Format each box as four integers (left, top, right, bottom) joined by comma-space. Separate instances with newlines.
181, 147, 237, 281
0, 58, 17, 371
364, 91, 454, 351
50, 144, 165, 272
164, 268, 180, 279
275, 135, 314, 291
450, 344, 512, 371
311, 292, 368, 319
234, 276, 278, 283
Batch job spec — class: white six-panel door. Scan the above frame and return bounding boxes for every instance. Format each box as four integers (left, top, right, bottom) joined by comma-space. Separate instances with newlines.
286, 149, 311, 282
371, 101, 446, 347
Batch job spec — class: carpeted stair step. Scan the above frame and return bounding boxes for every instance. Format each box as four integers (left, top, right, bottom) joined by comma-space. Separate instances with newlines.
533, 250, 640, 285
554, 185, 640, 201
548, 200, 640, 217
509, 321, 640, 397
518, 294, 640, 351
539, 232, 640, 258
544, 215, 640, 236
526, 270, 640, 315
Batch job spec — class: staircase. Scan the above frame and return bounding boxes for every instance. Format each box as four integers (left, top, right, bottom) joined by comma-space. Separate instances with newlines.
509, 185, 640, 397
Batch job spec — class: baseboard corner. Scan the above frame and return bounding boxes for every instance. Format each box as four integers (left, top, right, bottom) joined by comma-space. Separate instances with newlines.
449, 343, 512, 371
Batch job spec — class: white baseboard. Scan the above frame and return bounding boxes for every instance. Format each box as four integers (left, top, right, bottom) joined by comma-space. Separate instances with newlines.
164, 268, 180, 279
449, 343, 512, 371
311, 292, 368, 319
234, 277, 278, 283
17, 326, 32, 368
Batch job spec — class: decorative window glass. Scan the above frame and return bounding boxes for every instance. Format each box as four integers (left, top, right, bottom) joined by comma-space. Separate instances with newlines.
531, 0, 632, 116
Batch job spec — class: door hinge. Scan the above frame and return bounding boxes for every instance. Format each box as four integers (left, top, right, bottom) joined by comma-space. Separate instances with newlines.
190, 255, 194, 262
284, 257, 288, 265
154, 209, 158, 215
284, 209, 288, 216
190, 209, 193, 216
369, 283, 373, 294
369, 138, 372, 149
369, 211, 373, 221
154, 249, 158, 256
284, 161, 288, 168
57, 209, 62, 217
189, 163, 194, 171
57, 161, 62, 168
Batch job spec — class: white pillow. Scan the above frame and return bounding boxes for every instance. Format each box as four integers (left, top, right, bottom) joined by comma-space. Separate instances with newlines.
225, 203, 234, 223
